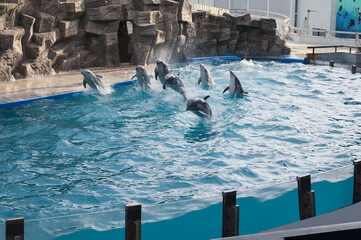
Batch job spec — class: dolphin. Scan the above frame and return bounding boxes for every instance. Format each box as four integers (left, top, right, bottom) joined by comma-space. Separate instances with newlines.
81, 69, 105, 92
223, 71, 248, 97
198, 64, 214, 87
163, 73, 187, 99
132, 65, 151, 91
155, 59, 170, 85
186, 96, 212, 119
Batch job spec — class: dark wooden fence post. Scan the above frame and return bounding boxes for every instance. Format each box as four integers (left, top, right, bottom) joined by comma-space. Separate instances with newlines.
297, 175, 316, 220
125, 204, 141, 240
352, 65, 357, 74
222, 190, 239, 237
353, 160, 361, 204
6, 217, 24, 240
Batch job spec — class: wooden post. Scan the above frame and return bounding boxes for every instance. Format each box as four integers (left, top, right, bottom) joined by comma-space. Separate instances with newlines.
353, 160, 361, 204
297, 175, 316, 220
352, 65, 357, 74
6, 217, 24, 240
222, 190, 239, 237
125, 204, 141, 240
304, 57, 310, 65
330, 61, 334, 67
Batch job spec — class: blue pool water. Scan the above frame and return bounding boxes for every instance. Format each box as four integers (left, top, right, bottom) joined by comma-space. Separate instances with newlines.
1, 60, 361, 235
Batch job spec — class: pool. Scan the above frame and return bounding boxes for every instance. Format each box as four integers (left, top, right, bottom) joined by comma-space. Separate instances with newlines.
1, 59, 360, 238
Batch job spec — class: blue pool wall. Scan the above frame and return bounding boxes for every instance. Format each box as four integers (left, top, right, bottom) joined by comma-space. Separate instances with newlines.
0, 80, 137, 109
53, 176, 353, 240
0, 54, 305, 109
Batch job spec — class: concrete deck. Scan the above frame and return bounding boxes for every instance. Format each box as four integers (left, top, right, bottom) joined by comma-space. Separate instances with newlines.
0, 65, 156, 104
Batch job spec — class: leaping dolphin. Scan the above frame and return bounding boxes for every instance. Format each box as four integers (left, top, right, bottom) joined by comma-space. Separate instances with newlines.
81, 69, 105, 92
198, 64, 214, 87
223, 71, 248, 97
186, 96, 212, 119
155, 59, 170, 86
163, 73, 187, 99
132, 65, 151, 91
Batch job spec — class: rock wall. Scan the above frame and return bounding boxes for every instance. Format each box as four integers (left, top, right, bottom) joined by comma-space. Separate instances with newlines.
0, 0, 289, 82
189, 11, 290, 57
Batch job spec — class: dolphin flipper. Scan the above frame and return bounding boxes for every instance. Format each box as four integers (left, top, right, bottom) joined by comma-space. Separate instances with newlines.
223, 86, 229, 94
83, 79, 87, 88
198, 78, 201, 85
197, 110, 209, 117
131, 75, 136, 80
96, 75, 103, 81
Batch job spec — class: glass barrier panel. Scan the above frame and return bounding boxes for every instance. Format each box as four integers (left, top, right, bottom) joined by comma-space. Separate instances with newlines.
142, 195, 223, 240
24, 209, 125, 240
236, 179, 299, 235
0, 222, 4, 240
1, 165, 355, 240
311, 165, 353, 216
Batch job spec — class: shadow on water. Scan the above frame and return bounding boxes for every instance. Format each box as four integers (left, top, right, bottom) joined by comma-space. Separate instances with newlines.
183, 121, 219, 143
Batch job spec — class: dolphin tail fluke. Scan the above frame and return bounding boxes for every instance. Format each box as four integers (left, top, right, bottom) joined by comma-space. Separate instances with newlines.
223, 86, 229, 94
83, 79, 87, 88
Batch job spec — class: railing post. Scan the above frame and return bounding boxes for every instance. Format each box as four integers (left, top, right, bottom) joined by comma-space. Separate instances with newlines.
125, 204, 141, 240
353, 160, 361, 204
297, 175, 316, 220
222, 190, 239, 237
6, 217, 24, 240
352, 65, 357, 74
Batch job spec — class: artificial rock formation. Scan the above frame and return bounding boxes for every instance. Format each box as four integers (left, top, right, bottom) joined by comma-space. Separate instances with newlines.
190, 11, 290, 57
0, 0, 290, 82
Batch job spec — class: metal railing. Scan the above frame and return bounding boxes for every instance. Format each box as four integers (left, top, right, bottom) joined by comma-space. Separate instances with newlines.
192, 4, 361, 43
191, 3, 230, 15
1, 161, 359, 240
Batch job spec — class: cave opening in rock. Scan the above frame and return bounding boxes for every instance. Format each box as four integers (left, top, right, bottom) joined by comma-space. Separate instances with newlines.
118, 21, 133, 63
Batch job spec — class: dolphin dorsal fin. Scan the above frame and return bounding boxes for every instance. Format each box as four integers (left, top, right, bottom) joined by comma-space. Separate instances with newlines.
203, 95, 210, 101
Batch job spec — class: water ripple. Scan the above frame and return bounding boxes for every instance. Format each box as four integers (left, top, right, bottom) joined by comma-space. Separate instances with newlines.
1, 60, 360, 223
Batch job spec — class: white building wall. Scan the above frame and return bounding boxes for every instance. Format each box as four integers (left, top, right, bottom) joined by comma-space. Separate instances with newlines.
231, 0, 247, 9
214, 0, 228, 9
269, 0, 291, 17
249, 0, 267, 11
188, 0, 337, 32
296, 0, 332, 32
